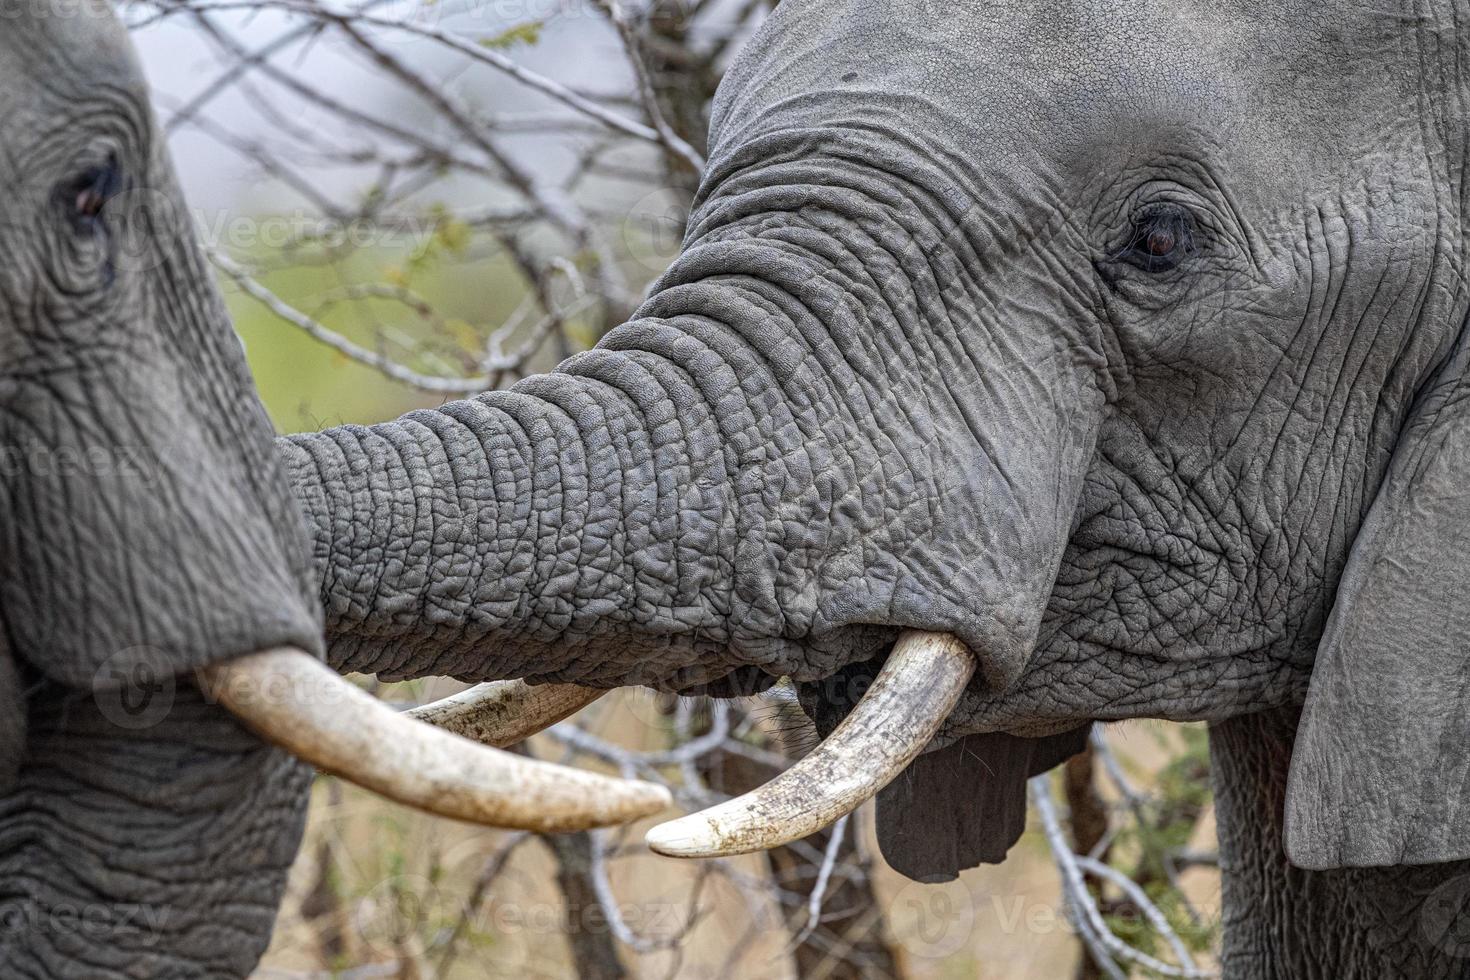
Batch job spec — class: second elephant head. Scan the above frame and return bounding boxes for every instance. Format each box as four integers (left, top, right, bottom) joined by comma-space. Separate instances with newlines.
285, 0, 1470, 882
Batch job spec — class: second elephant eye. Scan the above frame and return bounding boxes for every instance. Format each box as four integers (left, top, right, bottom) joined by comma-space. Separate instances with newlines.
1116, 205, 1196, 273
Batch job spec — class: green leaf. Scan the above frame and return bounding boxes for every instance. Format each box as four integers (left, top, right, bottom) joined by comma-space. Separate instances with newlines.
434, 217, 473, 257
479, 21, 543, 49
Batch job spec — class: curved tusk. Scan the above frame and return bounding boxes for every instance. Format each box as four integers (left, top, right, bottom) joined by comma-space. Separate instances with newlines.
408, 681, 605, 748
645, 630, 975, 858
199, 649, 669, 833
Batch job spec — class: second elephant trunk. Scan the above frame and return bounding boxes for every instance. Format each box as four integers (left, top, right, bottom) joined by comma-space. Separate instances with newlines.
283, 149, 1109, 702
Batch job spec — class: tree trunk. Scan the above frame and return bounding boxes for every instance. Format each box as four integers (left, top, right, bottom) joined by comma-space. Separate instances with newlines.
542, 831, 629, 980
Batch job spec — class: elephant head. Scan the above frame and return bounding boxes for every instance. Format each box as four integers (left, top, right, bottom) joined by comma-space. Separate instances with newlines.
0, 5, 666, 975
285, 0, 1470, 894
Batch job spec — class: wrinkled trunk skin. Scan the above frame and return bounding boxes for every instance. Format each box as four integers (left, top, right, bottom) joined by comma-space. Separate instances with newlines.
0, 686, 310, 977
284, 137, 1107, 704
1211, 711, 1470, 979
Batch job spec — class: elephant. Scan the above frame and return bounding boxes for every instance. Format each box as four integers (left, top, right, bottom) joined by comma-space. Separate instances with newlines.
274, 0, 1470, 976
2, 0, 1468, 978
0, 5, 669, 977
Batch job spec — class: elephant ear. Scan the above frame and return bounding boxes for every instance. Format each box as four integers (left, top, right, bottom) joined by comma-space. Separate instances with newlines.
1285, 359, 1470, 869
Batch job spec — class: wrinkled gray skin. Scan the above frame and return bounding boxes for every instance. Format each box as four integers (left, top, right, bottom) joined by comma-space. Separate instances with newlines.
283, 0, 1470, 976
0, 4, 325, 977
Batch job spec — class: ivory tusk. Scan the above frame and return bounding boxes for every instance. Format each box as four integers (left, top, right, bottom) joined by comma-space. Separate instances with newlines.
408, 681, 605, 748
645, 630, 975, 858
200, 649, 669, 833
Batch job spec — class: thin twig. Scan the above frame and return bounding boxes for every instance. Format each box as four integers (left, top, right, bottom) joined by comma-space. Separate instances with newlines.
1076, 855, 1201, 976
790, 813, 849, 947
143, 0, 671, 148
1030, 776, 1215, 980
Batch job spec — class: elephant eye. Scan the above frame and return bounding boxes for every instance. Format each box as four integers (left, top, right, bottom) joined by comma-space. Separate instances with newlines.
1116, 204, 1195, 273
57, 154, 124, 233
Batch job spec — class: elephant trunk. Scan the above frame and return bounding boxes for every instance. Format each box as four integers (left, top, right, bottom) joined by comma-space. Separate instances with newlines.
0, 683, 311, 976
285, 146, 1111, 705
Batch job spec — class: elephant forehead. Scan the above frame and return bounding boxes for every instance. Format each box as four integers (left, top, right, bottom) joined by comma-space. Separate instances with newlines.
0, 1, 143, 114
713, 0, 1415, 180
0, 2, 148, 179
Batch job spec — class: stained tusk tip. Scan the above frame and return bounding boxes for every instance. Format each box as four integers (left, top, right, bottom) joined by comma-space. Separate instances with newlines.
644, 817, 731, 858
